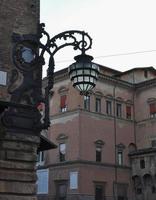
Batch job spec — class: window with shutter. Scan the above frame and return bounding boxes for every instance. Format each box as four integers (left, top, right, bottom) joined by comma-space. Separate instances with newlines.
150, 103, 156, 118
126, 105, 131, 119
60, 95, 67, 112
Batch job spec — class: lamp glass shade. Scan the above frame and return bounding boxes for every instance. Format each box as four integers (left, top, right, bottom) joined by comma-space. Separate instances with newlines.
68, 54, 99, 95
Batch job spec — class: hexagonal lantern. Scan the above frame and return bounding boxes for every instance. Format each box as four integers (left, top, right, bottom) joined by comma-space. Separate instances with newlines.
68, 54, 99, 95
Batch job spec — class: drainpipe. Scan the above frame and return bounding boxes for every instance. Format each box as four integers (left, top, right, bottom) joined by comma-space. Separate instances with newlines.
132, 71, 137, 145
113, 82, 117, 200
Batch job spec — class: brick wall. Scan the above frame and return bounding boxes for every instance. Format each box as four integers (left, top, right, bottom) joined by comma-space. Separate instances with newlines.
0, 0, 40, 102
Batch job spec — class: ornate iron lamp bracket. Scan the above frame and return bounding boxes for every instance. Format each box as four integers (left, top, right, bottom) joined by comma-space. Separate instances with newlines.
38, 23, 93, 129
7, 24, 93, 130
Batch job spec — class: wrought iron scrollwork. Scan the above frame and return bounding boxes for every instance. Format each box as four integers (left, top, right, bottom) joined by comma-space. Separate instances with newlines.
38, 23, 93, 129
8, 23, 93, 130
38, 23, 92, 58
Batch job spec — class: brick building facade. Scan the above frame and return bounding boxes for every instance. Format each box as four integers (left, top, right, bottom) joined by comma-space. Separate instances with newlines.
37, 65, 156, 200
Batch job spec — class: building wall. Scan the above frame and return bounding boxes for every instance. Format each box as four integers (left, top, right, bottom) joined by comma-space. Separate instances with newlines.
135, 85, 156, 148
38, 66, 156, 200
38, 71, 139, 199
118, 68, 156, 84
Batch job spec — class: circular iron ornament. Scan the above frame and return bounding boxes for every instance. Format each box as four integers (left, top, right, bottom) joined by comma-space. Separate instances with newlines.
13, 41, 38, 72
68, 54, 99, 95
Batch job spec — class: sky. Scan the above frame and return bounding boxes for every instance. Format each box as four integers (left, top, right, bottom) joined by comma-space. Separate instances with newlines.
40, 0, 156, 73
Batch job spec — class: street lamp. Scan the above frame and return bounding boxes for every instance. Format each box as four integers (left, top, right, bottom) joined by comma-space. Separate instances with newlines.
2, 23, 99, 130
69, 54, 99, 95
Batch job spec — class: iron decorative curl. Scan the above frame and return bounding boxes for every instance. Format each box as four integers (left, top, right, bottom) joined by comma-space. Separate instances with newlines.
38, 23, 92, 57
37, 24, 93, 129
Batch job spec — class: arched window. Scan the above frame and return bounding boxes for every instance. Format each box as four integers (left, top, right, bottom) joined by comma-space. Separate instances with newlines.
143, 174, 152, 187
56, 134, 68, 162
116, 143, 125, 165
94, 140, 105, 162
128, 143, 137, 153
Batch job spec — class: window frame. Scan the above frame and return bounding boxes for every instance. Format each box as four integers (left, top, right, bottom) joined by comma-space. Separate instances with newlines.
94, 140, 104, 163
149, 102, 156, 118
84, 95, 90, 111
126, 105, 132, 119
69, 171, 78, 190
117, 151, 123, 166
95, 97, 101, 113
37, 169, 49, 194
60, 94, 67, 112
116, 103, 122, 118
116, 143, 125, 166
96, 146, 102, 162
106, 100, 112, 115
59, 143, 66, 162
37, 151, 45, 166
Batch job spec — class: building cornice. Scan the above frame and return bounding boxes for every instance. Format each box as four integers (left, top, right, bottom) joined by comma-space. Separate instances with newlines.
43, 67, 156, 90
50, 108, 134, 124
99, 74, 134, 89
129, 147, 156, 157
37, 159, 131, 170
134, 78, 156, 90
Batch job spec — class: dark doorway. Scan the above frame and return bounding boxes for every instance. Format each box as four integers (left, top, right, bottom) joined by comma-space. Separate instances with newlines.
55, 181, 67, 200
118, 196, 125, 200
95, 184, 104, 200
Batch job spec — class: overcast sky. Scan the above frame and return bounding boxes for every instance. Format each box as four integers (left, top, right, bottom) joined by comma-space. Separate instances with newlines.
40, 0, 156, 72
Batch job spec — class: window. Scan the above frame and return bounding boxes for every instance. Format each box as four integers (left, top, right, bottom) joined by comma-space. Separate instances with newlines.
96, 147, 102, 162
59, 143, 66, 162
37, 169, 49, 194
116, 103, 122, 118
0, 71, 7, 86
117, 151, 123, 165
149, 102, 156, 118
116, 143, 125, 166
151, 140, 156, 147
37, 151, 45, 165
95, 140, 104, 162
106, 100, 112, 115
60, 95, 67, 112
140, 159, 145, 169
126, 105, 131, 119
84, 95, 90, 110
95, 98, 101, 113
70, 172, 78, 189
144, 70, 148, 78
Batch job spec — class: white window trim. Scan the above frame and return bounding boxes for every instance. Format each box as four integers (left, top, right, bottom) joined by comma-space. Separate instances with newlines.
0, 71, 7, 86
70, 171, 78, 189
37, 169, 49, 194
